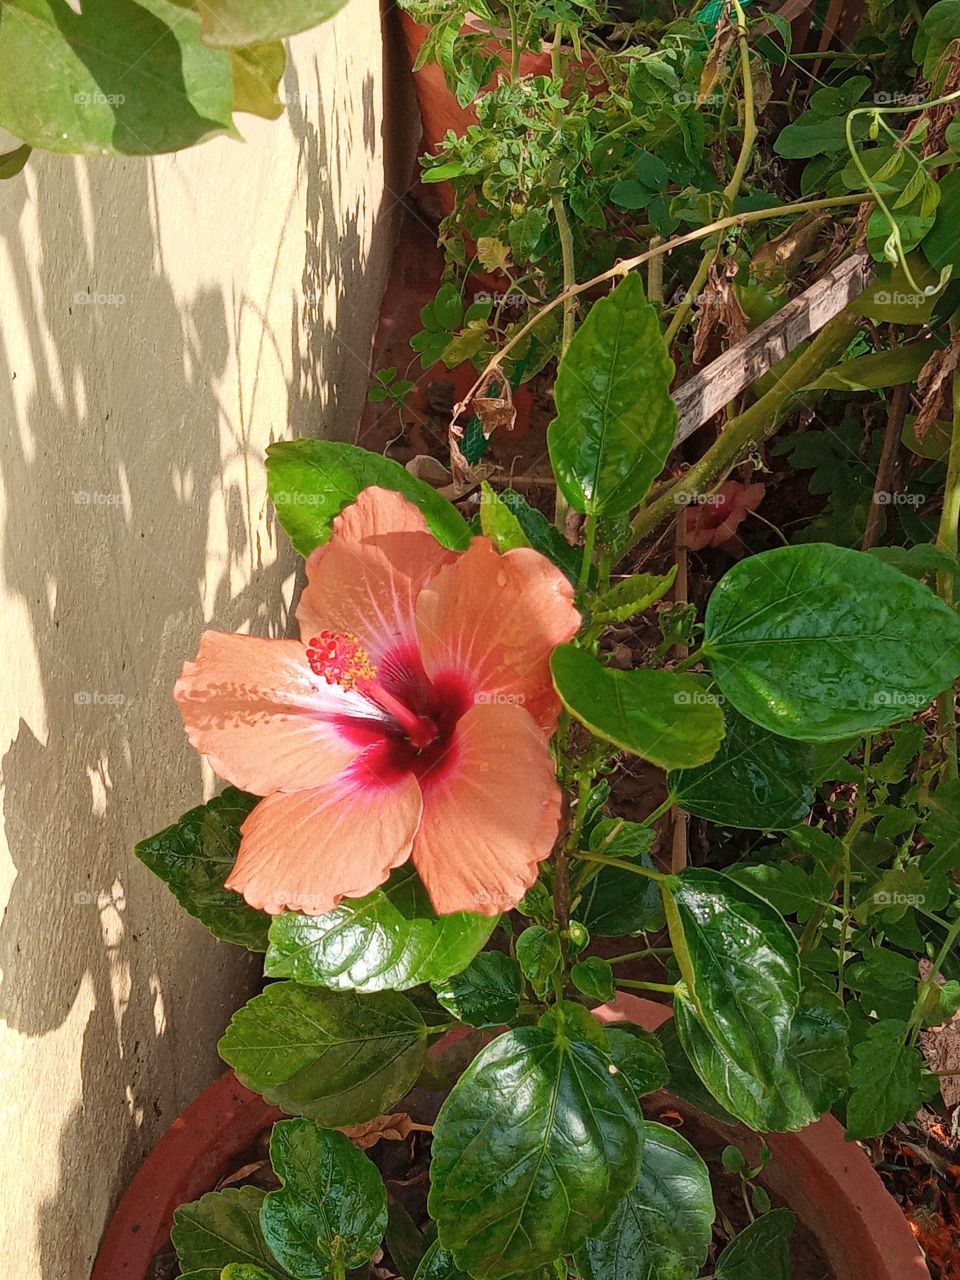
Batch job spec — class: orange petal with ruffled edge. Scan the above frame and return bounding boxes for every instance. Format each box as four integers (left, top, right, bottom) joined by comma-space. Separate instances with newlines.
414, 538, 580, 733
412, 703, 561, 916
226, 767, 423, 915
175, 631, 374, 795
297, 487, 456, 664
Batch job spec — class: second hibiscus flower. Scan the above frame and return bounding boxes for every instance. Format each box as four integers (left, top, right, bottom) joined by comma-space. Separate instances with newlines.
175, 487, 581, 918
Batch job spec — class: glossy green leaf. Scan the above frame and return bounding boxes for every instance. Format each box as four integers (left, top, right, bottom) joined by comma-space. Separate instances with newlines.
847, 948, 919, 1022
264, 865, 495, 993
479, 482, 530, 552
414, 1242, 471, 1280
605, 1025, 670, 1097
922, 170, 960, 275
218, 983, 426, 1125
572, 957, 615, 1003
548, 275, 677, 516
657, 1019, 738, 1125
845, 1019, 926, 1139
266, 440, 471, 556
135, 788, 268, 950
220, 1266, 279, 1280
490, 488, 582, 583
230, 42, 286, 119
0, 0, 235, 156
516, 926, 562, 990
172, 1187, 290, 1280
261, 1119, 387, 1277
668, 709, 816, 830
578, 1121, 714, 1280
433, 951, 523, 1028
590, 567, 677, 624
194, 0, 351, 45
714, 1209, 795, 1280
551, 645, 724, 770
428, 1028, 643, 1278
677, 972, 849, 1130
704, 543, 960, 742
666, 869, 800, 1084
574, 855, 664, 937
725, 861, 831, 925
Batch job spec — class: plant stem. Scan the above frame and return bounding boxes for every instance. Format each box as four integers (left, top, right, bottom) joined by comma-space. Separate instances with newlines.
664, 0, 757, 349
578, 513, 597, 598
838, 736, 872, 1003
936, 372, 960, 781
551, 192, 578, 354
577, 852, 666, 881
643, 796, 674, 827
610, 946, 673, 964
452, 194, 868, 420
616, 979, 679, 994
909, 913, 960, 1038
627, 309, 861, 549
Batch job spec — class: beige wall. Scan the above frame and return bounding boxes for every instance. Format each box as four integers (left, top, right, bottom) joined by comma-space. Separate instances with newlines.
0, 6, 415, 1275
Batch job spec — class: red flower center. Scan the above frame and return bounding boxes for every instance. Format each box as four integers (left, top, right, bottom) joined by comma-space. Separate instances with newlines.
310, 634, 472, 785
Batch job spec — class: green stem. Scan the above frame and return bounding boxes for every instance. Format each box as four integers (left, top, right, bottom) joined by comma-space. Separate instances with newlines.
578, 513, 598, 598
936, 374, 960, 781
610, 946, 673, 965
672, 646, 706, 673
616, 979, 679, 994
664, 0, 757, 349
577, 852, 666, 881
627, 309, 861, 549
838, 737, 872, 1003
909, 913, 960, 1038
643, 796, 674, 827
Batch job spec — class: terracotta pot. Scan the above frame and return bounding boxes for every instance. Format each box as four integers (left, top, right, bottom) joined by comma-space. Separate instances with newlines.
93, 995, 930, 1280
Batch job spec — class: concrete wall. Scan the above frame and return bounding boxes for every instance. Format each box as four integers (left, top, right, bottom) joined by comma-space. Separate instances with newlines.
0, 6, 415, 1275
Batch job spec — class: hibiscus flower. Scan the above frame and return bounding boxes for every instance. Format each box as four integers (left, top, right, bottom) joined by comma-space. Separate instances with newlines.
685, 480, 765, 552
175, 487, 580, 918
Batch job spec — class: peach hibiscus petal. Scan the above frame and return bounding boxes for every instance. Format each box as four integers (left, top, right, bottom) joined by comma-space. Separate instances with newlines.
411, 703, 562, 916
175, 630, 372, 795
297, 487, 456, 663
226, 768, 423, 916
414, 539, 580, 733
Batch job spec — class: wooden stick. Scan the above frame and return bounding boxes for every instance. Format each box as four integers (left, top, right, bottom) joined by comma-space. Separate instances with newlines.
673, 252, 875, 447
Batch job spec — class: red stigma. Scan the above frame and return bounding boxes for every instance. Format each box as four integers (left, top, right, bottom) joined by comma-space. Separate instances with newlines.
306, 630, 377, 691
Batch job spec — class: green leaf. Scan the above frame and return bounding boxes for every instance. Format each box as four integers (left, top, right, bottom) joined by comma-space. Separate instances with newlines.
572, 957, 615, 1003
589, 819, 656, 859
725, 862, 830, 925
578, 1120, 714, 1280
516, 925, 562, 990
0, 0, 235, 156
264, 865, 495, 993
135, 788, 268, 950
195, 0, 351, 45
230, 42, 286, 119
266, 440, 471, 556
803, 342, 936, 392
657, 1019, 738, 1125
478, 482, 530, 552
433, 951, 523, 1028
428, 1028, 643, 1278
551, 645, 724, 770
590, 567, 678, 625
574, 855, 664, 937
675, 973, 849, 1132
0, 143, 30, 178
172, 1187, 290, 1280
492, 489, 582, 583
414, 1242, 471, 1280
845, 1019, 926, 1139
922, 170, 960, 275
704, 543, 960, 742
386, 1201, 433, 1280
668, 708, 815, 830
261, 1119, 387, 1276
714, 1209, 795, 1280
218, 983, 426, 1125
605, 1025, 670, 1097
849, 259, 948, 324
847, 948, 919, 1022
220, 1266, 279, 1280
667, 869, 800, 1084
547, 275, 677, 516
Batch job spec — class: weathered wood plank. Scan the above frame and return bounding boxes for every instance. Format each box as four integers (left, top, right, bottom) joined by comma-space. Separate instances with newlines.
674, 251, 875, 444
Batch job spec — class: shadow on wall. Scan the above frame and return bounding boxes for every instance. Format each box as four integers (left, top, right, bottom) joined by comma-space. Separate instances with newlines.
0, 14, 414, 1276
